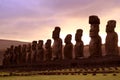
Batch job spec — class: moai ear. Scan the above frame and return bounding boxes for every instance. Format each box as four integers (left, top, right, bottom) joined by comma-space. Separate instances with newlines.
89, 15, 100, 24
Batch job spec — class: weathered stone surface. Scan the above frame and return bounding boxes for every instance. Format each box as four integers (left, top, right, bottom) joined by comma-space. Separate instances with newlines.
105, 20, 119, 56
45, 39, 52, 61
52, 27, 62, 60
74, 29, 84, 59
64, 34, 73, 59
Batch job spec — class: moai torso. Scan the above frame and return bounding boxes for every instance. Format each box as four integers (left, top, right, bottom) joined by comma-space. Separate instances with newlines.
89, 15, 102, 57
52, 27, 62, 60
45, 39, 52, 61
74, 29, 84, 59
64, 34, 73, 59
37, 40, 44, 62
105, 20, 119, 56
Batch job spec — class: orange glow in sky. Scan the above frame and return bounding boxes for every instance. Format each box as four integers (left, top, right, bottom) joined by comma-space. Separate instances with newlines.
0, 0, 120, 46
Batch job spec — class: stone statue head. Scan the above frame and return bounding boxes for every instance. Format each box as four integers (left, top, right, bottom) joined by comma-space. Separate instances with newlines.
38, 40, 43, 47
52, 26, 61, 39
45, 39, 51, 48
106, 20, 116, 33
32, 41, 37, 45
75, 29, 83, 42
65, 34, 72, 44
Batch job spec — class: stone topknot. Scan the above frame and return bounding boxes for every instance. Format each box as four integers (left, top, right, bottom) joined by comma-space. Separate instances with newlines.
89, 15, 100, 24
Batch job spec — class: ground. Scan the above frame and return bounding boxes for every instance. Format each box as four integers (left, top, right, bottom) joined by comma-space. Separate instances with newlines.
0, 74, 120, 80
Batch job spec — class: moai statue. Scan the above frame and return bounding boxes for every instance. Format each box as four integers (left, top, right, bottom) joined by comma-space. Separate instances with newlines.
26, 43, 32, 63
105, 20, 119, 56
37, 40, 44, 62
64, 34, 73, 59
18, 45, 22, 64
3, 48, 10, 65
45, 39, 52, 61
52, 26, 62, 60
9, 45, 14, 64
21, 44, 27, 63
13, 46, 18, 64
74, 29, 84, 59
89, 15, 102, 57
31, 41, 37, 63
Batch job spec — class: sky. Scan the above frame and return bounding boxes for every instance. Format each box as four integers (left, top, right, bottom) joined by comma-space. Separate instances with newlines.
0, 0, 120, 45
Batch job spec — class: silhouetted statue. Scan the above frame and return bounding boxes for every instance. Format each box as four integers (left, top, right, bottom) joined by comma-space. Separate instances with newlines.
31, 41, 37, 63
3, 48, 10, 65
9, 45, 14, 64
64, 34, 73, 59
13, 46, 18, 64
37, 40, 44, 62
74, 29, 84, 59
105, 20, 119, 56
26, 44, 32, 63
21, 44, 27, 63
89, 15, 102, 57
52, 27, 62, 60
45, 39, 52, 61
18, 45, 22, 64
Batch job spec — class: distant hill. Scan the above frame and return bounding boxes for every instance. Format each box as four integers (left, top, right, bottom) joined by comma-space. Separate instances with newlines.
0, 39, 29, 50
0, 39, 29, 65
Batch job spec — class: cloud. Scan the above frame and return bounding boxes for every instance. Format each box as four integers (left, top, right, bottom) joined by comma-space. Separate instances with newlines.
0, 0, 120, 44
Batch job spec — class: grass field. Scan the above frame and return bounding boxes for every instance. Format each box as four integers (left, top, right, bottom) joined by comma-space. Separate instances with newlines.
0, 74, 120, 80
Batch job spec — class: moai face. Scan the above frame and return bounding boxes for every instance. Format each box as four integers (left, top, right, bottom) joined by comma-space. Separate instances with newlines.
75, 29, 83, 42
45, 39, 51, 48
106, 20, 116, 33
32, 41, 37, 51
38, 40, 43, 47
32, 41, 37, 45
52, 27, 61, 40
65, 34, 72, 44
